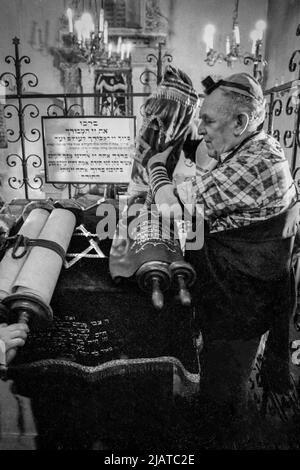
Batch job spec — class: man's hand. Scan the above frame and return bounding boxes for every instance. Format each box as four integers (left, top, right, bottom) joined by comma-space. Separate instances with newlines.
154, 185, 183, 220
0, 322, 29, 364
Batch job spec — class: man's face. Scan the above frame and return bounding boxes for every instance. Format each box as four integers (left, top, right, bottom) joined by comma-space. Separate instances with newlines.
198, 89, 236, 158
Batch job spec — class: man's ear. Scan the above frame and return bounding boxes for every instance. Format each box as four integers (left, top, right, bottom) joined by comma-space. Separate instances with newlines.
233, 112, 249, 136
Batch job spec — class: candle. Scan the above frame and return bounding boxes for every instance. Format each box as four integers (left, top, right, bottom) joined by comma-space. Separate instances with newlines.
203, 24, 215, 53
66, 8, 73, 34
74, 19, 83, 43
108, 42, 113, 58
99, 8, 104, 32
126, 42, 131, 59
120, 43, 126, 60
250, 30, 258, 55
103, 20, 108, 44
234, 24, 240, 45
117, 36, 122, 54
226, 36, 230, 55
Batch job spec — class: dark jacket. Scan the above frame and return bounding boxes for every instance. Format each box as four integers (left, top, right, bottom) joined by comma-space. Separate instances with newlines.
186, 201, 300, 392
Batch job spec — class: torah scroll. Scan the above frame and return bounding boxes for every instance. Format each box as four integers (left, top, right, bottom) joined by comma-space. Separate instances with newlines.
12, 208, 76, 305
0, 208, 50, 302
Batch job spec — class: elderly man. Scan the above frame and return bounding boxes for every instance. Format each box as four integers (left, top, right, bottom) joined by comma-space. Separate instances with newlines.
146, 73, 298, 448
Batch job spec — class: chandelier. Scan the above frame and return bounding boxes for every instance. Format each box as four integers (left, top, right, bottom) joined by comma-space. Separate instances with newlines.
61, 2, 132, 68
203, 0, 267, 80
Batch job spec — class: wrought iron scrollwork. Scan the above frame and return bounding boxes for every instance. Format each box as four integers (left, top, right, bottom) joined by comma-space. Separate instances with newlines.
4, 104, 18, 119
286, 95, 297, 115
8, 176, 24, 190
26, 175, 43, 190
283, 130, 294, 148
289, 50, 300, 75
6, 153, 22, 168
25, 153, 42, 169
67, 103, 84, 116
243, 55, 253, 66
22, 103, 41, 142
272, 98, 283, 116
23, 127, 41, 143
47, 104, 65, 116
0, 36, 174, 200
289, 24, 300, 80
293, 167, 300, 191
6, 153, 43, 191
4, 104, 21, 143
4, 102, 41, 144
6, 128, 20, 143
21, 72, 39, 89
140, 42, 173, 87
6, 153, 24, 190
140, 68, 157, 86
4, 55, 17, 66
19, 55, 30, 65
265, 25, 300, 173
0, 71, 17, 90
22, 103, 39, 118
288, 26, 300, 171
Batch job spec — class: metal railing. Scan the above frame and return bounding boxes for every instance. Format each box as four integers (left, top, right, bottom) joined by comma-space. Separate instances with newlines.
0, 36, 299, 200
0, 37, 159, 200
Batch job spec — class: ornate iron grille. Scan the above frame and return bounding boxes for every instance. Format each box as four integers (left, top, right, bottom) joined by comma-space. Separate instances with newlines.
0, 36, 299, 201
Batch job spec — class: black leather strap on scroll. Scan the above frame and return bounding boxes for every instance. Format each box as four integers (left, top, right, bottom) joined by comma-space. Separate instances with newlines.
10, 234, 66, 262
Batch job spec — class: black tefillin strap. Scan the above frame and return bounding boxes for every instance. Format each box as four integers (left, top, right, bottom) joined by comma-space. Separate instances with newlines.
5, 234, 66, 262
201, 76, 260, 101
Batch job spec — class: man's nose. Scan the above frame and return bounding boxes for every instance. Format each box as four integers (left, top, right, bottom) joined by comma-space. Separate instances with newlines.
198, 120, 206, 135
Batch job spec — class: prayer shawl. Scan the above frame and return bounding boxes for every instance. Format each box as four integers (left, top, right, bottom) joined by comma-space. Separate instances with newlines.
127, 65, 199, 205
